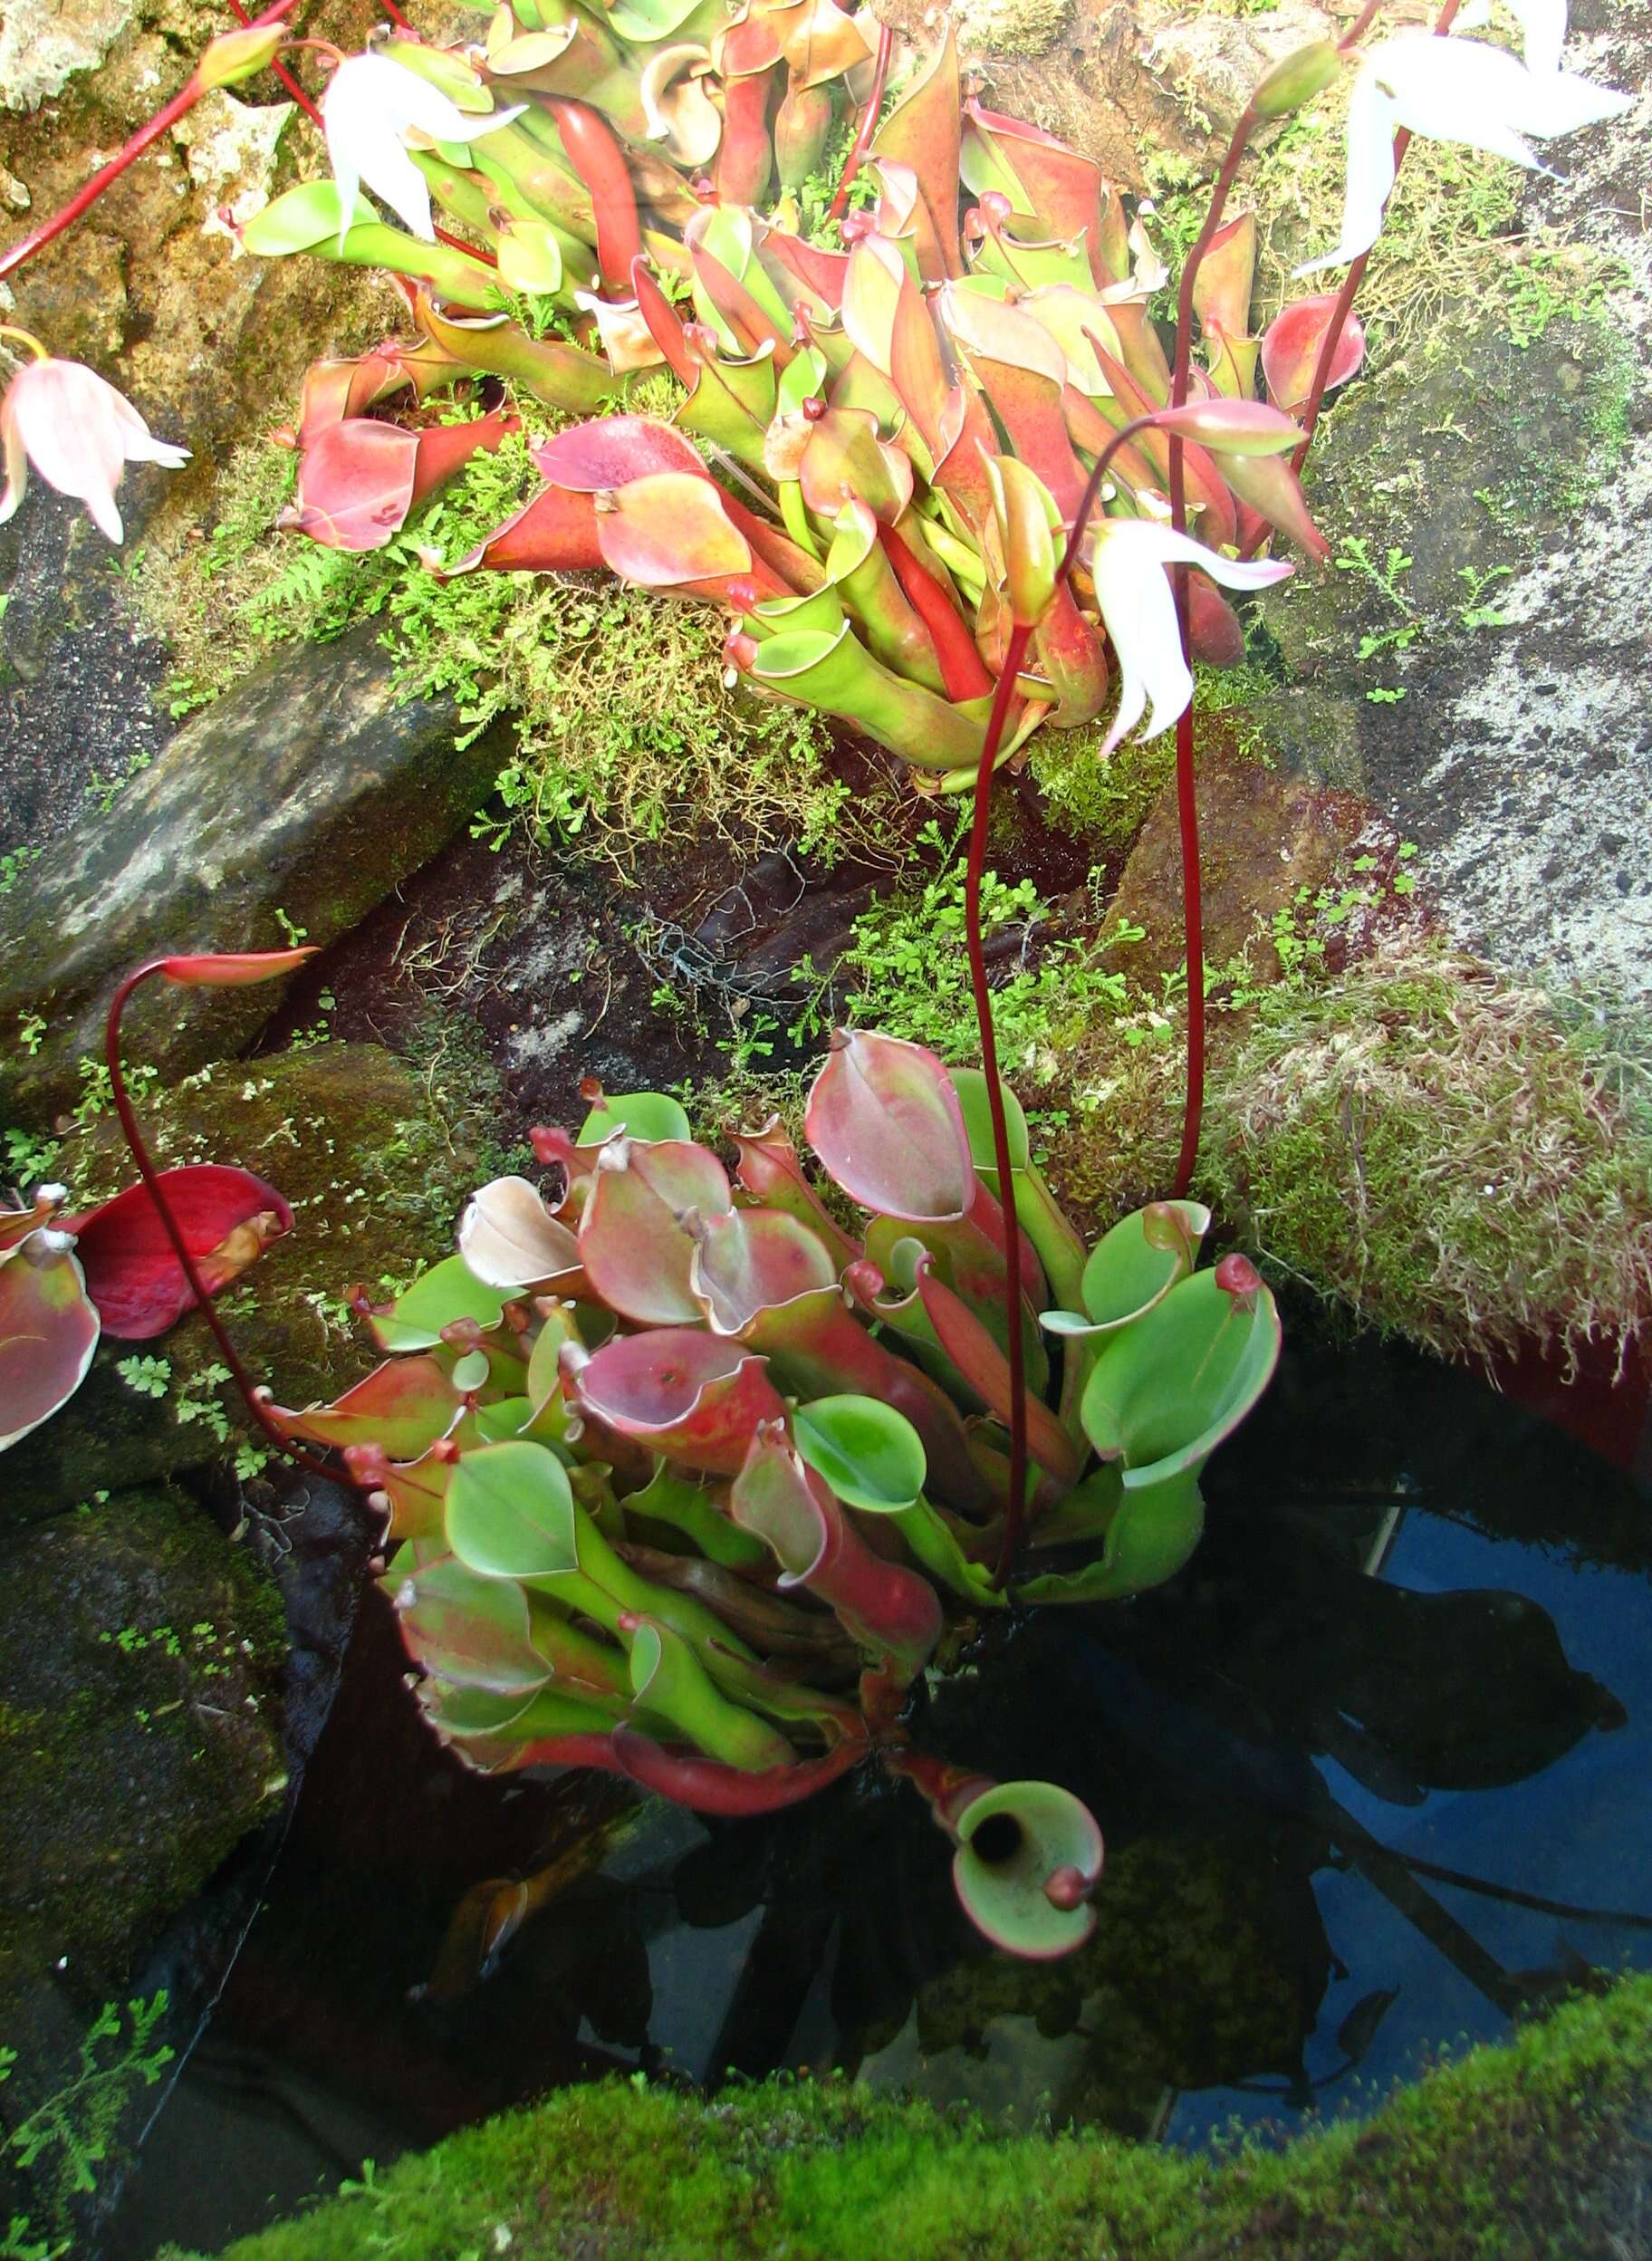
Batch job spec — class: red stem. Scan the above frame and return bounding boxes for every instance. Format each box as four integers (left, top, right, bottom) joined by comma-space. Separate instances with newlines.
225, 0, 322, 124
1337, 0, 1388, 50
1163, 102, 1259, 1198
104, 963, 344, 1488
0, 0, 300, 284
826, 21, 892, 225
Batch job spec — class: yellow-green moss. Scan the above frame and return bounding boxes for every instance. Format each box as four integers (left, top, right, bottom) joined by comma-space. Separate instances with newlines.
1199, 936, 1652, 1367
951, 0, 1071, 58
130, 420, 884, 874
164, 1973, 1652, 2261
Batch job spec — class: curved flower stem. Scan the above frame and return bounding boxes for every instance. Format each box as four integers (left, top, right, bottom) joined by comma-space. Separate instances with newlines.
1336, 0, 1388, 53
104, 962, 344, 1486
826, 20, 893, 225
1164, 101, 1261, 1198
0, 0, 301, 285
977, 411, 1167, 1587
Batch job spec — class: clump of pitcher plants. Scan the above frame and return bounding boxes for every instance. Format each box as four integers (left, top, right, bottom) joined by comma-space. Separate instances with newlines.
257, 1023, 1279, 1957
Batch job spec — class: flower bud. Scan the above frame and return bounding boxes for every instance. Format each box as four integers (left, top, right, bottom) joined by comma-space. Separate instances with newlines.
1251, 39, 1341, 120
197, 24, 286, 91
1215, 1251, 1263, 1306
1150, 399, 1302, 457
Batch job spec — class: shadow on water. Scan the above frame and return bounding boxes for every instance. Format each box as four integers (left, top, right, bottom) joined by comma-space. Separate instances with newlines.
103, 1314, 1652, 2257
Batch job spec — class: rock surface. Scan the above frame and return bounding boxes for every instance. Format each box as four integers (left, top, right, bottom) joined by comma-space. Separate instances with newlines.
1248, 4, 1652, 1001
0, 1486, 287, 2074
1104, 728, 1376, 982
0, 629, 505, 1122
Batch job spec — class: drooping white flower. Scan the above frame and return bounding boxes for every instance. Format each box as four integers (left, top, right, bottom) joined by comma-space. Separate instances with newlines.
322, 52, 523, 248
0, 357, 187, 544
1084, 522, 1292, 762
1299, 29, 1633, 274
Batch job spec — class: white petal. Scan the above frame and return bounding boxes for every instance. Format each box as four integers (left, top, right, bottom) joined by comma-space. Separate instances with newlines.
1505, 0, 1567, 77
1504, 63, 1635, 135
357, 133, 437, 239
0, 396, 28, 527
1098, 518, 1294, 592
1090, 527, 1189, 756
1295, 61, 1399, 274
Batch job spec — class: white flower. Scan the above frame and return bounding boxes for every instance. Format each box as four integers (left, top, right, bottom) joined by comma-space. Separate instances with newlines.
322, 53, 523, 248
1299, 29, 1633, 274
0, 357, 187, 544
1084, 522, 1292, 761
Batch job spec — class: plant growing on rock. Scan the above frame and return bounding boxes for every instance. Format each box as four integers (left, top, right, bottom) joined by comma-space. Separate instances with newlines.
0, 953, 308, 1453
257, 1025, 1279, 1957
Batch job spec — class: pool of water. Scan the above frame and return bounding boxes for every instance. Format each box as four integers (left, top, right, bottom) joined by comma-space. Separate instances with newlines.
103, 1316, 1652, 2258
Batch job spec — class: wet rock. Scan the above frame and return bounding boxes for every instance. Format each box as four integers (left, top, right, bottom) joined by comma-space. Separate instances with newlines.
1103, 729, 1374, 982
0, 630, 506, 1123
1, 1039, 495, 1525
0, 1487, 287, 2006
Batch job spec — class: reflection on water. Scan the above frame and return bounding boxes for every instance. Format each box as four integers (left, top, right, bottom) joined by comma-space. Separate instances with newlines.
106, 1321, 1652, 2258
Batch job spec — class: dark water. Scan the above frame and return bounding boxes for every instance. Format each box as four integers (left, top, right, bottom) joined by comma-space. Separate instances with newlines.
104, 1319, 1652, 2258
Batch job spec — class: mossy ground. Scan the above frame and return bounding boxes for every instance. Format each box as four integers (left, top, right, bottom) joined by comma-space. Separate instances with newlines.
164, 1973, 1652, 2261
1199, 935, 1652, 1369
130, 412, 884, 877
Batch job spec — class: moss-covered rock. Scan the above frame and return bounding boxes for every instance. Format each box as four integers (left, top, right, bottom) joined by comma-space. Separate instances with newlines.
0, 1486, 286, 2000
1102, 727, 1372, 983
162, 1973, 1652, 2260
2, 1037, 500, 1523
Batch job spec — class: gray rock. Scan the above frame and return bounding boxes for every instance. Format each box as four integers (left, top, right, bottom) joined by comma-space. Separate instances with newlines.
0, 0, 134, 112
0, 629, 504, 1123
1249, 23, 1652, 1002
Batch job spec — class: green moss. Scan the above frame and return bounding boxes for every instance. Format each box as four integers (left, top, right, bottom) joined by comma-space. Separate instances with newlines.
1029, 662, 1276, 845
131, 416, 882, 874
0, 1489, 287, 1986
950, 0, 1071, 57
167, 1974, 1652, 2261
783, 818, 1135, 1081
1197, 936, 1652, 1367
